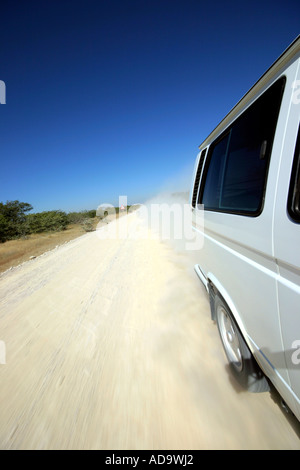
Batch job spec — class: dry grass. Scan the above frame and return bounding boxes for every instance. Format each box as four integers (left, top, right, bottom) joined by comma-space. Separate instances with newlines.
0, 211, 133, 275
0, 224, 88, 274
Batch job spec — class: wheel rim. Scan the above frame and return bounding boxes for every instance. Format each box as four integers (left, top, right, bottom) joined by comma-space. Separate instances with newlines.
217, 306, 243, 372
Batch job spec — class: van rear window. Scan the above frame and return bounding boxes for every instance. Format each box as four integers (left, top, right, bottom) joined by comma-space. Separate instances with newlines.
288, 125, 300, 223
199, 77, 286, 216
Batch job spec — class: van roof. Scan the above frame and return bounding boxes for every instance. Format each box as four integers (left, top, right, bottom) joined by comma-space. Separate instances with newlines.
199, 35, 300, 149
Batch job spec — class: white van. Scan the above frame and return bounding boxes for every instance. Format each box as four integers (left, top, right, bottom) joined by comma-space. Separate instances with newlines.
190, 36, 300, 421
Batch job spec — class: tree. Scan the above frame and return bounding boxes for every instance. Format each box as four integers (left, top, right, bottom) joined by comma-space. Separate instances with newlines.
0, 214, 10, 242
0, 200, 33, 223
0, 200, 33, 241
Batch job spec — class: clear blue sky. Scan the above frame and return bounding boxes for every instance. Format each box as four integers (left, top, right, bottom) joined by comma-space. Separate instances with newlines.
0, 0, 299, 213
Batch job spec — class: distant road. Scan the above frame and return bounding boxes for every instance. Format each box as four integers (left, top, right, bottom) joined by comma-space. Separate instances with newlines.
0, 210, 299, 449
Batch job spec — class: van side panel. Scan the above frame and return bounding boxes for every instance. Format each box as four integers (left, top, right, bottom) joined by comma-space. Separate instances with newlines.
192, 210, 286, 382
273, 59, 300, 419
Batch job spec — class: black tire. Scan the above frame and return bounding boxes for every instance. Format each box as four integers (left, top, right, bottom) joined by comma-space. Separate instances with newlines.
215, 294, 269, 393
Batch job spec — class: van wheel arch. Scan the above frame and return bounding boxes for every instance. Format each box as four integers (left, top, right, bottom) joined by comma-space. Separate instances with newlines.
210, 288, 269, 393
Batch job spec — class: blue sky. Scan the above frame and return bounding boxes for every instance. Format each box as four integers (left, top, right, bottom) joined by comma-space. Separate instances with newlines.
0, 0, 299, 213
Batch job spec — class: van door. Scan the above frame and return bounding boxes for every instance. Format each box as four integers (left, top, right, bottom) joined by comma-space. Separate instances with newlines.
273, 68, 300, 419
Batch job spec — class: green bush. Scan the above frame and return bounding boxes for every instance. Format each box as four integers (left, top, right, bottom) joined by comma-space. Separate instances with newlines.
0, 200, 98, 243
0, 200, 33, 242
67, 210, 96, 224
26, 211, 68, 233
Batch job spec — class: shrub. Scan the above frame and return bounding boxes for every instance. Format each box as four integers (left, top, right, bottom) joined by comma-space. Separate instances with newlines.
26, 210, 68, 233
0, 200, 33, 242
81, 218, 94, 232
67, 210, 96, 224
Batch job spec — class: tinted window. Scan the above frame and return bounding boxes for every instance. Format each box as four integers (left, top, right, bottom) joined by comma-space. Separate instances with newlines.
199, 77, 286, 215
191, 148, 207, 208
288, 125, 300, 222
200, 133, 230, 209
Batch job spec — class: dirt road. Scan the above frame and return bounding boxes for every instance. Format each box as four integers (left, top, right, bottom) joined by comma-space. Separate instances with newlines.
0, 210, 299, 449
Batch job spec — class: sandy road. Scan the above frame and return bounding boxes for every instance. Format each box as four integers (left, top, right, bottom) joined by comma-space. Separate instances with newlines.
0, 210, 299, 450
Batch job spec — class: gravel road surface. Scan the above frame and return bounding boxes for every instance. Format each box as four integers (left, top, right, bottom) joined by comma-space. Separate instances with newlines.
0, 210, 299, 449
